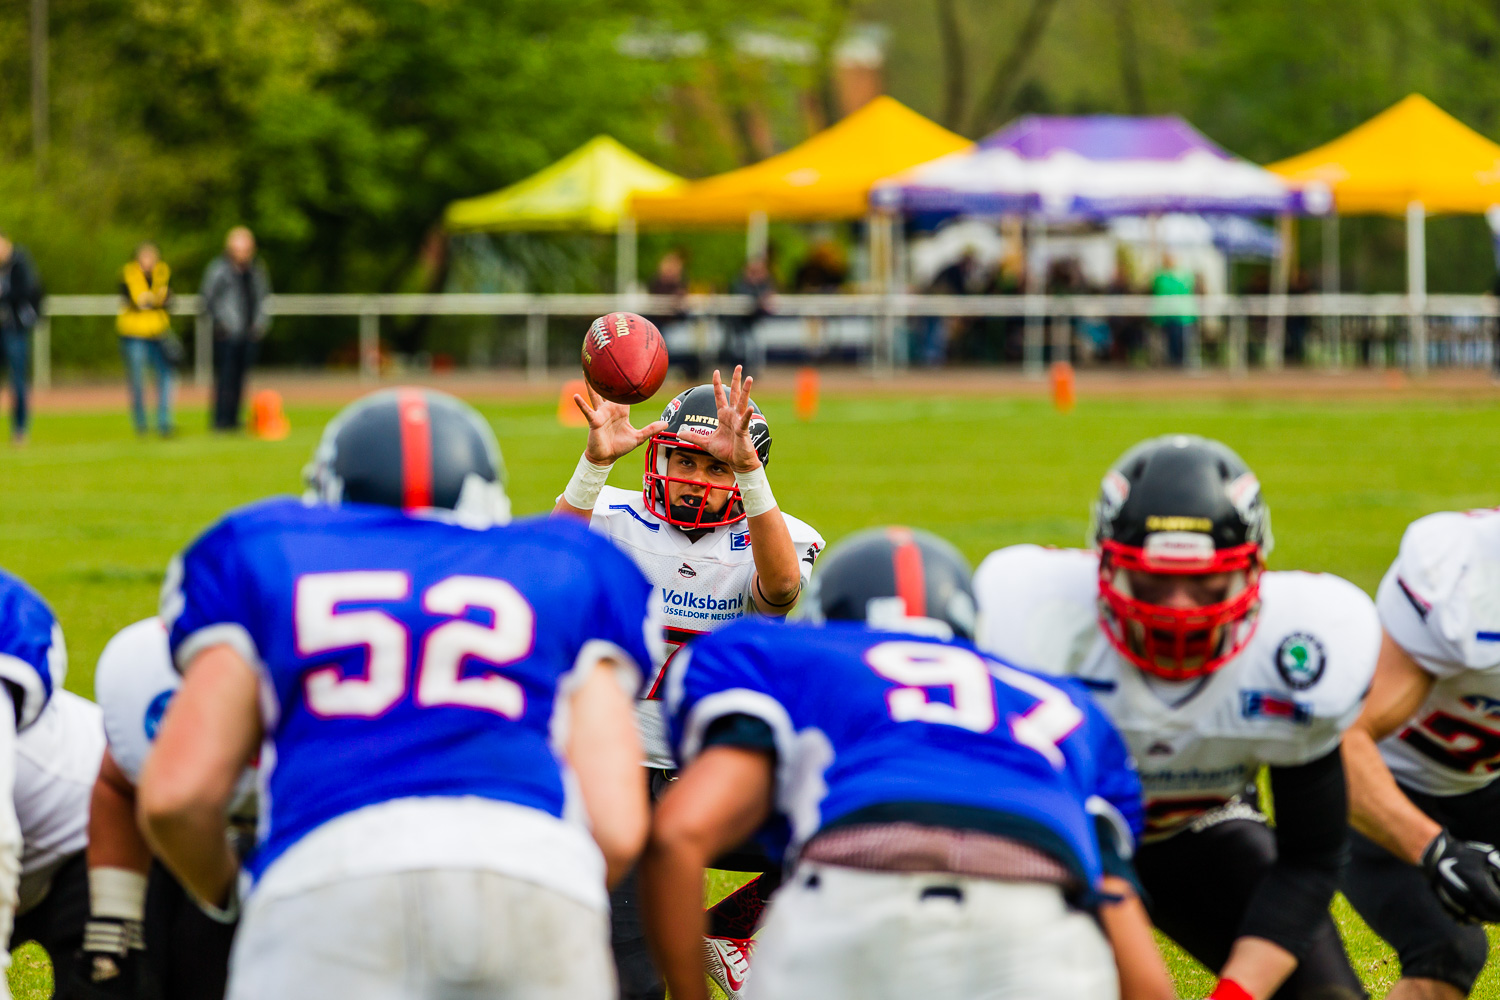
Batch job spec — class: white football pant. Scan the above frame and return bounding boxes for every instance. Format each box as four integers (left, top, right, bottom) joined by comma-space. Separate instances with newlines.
745, 862, 1118, 1000
227, 869, 614, 1000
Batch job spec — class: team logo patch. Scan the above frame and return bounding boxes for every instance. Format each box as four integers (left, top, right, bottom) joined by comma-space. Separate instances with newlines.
1461, 694, 1500, 718
731, 532, 750, 551
1275, 632, 1326, 690
803, 541, 822, 564
1099, 470, 1130, 522
678, 562, 697, 578
143, 690, 174, 741
1241, 690, 1312, 724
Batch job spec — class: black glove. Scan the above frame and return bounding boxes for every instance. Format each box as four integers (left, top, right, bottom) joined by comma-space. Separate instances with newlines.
64, 918, 147, 999
1421, 829, 1500, 923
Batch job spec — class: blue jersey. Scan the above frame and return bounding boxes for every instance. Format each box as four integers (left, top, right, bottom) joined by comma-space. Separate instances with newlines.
0, 568, 62, 732
666, 619, 1143, 893
163, 497, 657, 883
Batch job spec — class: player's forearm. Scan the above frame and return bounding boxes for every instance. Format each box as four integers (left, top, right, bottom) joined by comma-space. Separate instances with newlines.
139, 803, 238, 909
746, 511, 800, 613
568, 664, 649, 886
1096, 877, 1174, 1000
1342, 727, 1440, 863
87, 757, 152, 873
551, 496, 594, 521
1218, 936, 1298, 1000
639, 836, 712, 1000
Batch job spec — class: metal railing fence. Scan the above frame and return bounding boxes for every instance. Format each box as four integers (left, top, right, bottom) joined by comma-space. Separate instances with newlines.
34, 292, 1500, 389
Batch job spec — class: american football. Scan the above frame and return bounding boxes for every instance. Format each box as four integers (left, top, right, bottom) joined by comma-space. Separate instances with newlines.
581, 311, 669, 404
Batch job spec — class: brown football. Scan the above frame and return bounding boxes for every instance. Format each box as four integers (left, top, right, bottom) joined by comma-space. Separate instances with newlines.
580, 312, 669, 405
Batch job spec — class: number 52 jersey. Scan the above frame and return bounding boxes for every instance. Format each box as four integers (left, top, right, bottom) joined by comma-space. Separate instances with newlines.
162, 497, 660, 909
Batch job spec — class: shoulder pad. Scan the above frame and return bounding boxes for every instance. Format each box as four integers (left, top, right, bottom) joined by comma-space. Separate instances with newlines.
1253, 571, 1379, 720
974, 546, 1099, 675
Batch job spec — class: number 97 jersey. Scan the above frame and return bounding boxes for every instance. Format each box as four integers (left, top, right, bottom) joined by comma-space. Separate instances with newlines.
664, 619, 1143, 894
162, 497, 659, 891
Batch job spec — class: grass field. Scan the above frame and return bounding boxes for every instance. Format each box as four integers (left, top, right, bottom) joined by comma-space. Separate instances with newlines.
4, 384, 1500, 997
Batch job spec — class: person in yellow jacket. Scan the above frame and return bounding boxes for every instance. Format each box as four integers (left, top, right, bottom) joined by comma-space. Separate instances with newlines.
117, 243, 176, 437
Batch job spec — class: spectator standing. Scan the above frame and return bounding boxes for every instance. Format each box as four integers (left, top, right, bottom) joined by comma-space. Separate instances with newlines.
647, 250, 695, 377
200, 227, 271, 431
117, 243, 176, 437
1150, 253, 1198, 366
0, 233, 42, 445
725, 255, 775, 375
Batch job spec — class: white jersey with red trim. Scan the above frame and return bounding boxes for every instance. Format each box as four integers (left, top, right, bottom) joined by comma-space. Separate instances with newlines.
14, 690, 103, 912
973, 545, 1377, 841
589, 485, 824, 768
1375, 509, 1500, 796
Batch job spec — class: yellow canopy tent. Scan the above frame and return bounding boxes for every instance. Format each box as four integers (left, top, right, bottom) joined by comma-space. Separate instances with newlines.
445, 135, 683, 233
630, 96, 971, 227
443, 135, 683, 292
1268, 94, 1500, 372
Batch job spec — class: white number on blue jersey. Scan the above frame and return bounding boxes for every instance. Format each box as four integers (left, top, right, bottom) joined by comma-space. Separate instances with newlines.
864, 641, 1083, 767
296, 571, 534, 720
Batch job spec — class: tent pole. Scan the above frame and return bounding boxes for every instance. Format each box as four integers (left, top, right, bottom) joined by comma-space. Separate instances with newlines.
870, 210, 897, 375
1023, 215, 1045, 378
616, 215, 637, 303
1407, 200, 1427, 376
1322, 212, 1340, 370
747, 211, 769, 261
1266, 214, 1291, 370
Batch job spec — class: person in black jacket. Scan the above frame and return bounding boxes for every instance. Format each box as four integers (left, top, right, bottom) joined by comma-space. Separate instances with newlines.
0, 233, 42, 445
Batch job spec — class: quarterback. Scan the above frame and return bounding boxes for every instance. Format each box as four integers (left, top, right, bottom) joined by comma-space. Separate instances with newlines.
974, 435, 1378, 1000
555, 367, 824, 999
1341, 507, 1500, 1000
140, 388, 657, 1000
643, 527, 1173, 1000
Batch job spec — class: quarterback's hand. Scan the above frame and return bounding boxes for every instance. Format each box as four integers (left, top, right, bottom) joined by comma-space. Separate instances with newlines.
574, 384, 667, 466
692, 367, 761, 473
1421, 829, 1500, 923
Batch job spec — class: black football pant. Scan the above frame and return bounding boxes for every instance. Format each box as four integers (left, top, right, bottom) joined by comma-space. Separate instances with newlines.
1342, 780, 1499, 993
144, 859, 238, 1000
1135, 816, 1365, 1000
9, 851, 88, 997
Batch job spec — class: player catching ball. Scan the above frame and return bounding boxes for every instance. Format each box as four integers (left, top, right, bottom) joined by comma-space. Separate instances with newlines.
974, 435, 1378, 1000
555, 365, 824, 1000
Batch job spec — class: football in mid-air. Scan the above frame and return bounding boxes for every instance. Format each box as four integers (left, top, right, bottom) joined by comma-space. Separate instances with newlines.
581, 312, 669, 405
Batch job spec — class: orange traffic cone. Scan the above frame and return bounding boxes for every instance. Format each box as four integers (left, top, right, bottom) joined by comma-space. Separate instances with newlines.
1050, 361, 1076, 414
794, 367, 820, 421
558, 379, 590, 427
249, 390, 291, 440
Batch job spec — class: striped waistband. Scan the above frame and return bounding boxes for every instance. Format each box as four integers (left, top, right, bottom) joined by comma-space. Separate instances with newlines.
800, 822, 1076, 887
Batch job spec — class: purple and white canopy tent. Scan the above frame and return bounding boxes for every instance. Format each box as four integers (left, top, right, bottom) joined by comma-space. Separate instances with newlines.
871, 115, 1330, 219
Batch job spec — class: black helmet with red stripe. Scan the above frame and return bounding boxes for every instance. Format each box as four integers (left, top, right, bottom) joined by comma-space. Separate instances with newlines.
1089, 434, 1272, 681
304, 388, 511, 525
803, 526, 976, 640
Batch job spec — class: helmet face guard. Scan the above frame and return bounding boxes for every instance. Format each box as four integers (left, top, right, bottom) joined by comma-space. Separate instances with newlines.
642, 431, 745, 529
1097, 538, 1263, 681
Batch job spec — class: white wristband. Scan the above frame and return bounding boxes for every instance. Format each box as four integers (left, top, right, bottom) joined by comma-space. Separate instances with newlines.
735, 466, 777, 518
89, 867, 148, 923
563, 454, 614, 510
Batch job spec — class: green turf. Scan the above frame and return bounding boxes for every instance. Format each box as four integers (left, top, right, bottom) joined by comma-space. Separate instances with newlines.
4, 389, 1500, 997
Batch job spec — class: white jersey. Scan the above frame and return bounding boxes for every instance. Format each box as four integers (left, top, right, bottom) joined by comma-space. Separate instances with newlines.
14, 690, 103, 912
589, 485, 824, 767
1375, 509, 1500, 796
973, 545, 1378, 840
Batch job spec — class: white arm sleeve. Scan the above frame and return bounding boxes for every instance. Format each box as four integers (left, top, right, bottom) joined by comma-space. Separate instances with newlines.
0, 698, 20, 992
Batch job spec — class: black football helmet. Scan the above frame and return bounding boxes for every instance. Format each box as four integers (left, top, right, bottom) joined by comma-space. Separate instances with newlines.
1089, 434, 1272, 680
643, 384, 771, 529
803, 526, 976, 640
304, 388, 511, 524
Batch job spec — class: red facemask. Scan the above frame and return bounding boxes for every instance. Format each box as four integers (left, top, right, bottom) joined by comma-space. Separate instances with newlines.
643, 432, 745, 529
1097, 538, 1263, 681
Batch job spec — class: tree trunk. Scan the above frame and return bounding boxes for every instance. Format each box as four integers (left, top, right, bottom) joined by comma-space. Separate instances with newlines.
936, 0, 968, 133
1113, 0, 1145, 113
966, 0, 1063, 136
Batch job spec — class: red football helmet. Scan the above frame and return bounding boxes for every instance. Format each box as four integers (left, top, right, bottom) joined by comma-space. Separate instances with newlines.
643, 385, 771, 529
1090, 435, 1272, 681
